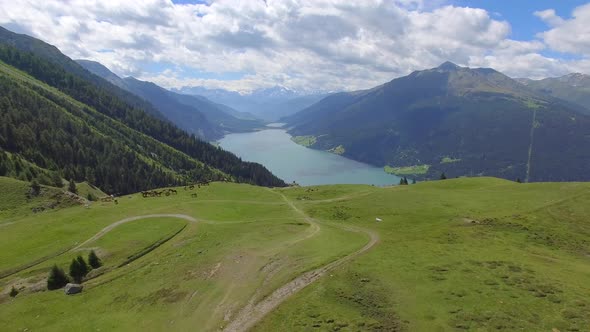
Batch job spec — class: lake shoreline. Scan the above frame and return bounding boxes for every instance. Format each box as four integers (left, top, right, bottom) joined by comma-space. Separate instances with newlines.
219, 129, 401, 186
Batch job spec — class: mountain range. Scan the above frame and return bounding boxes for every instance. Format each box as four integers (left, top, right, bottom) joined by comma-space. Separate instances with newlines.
77, 60, 264, 140
517, 73, 590, 114
175, 86, 327, 122
284, 62, 590, 182
0, 26, 285, 193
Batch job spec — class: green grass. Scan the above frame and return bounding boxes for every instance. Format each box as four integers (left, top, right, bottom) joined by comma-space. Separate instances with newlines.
291, 135, 317, 147
327, 145, 345, 155
2, 177, 590, 331
384, 164, 430, 175
0, 177, 80, 222
76, 182, 106, 201
255, 178, 590, 331
0, 179, 366, 331
441, 157, 461, 164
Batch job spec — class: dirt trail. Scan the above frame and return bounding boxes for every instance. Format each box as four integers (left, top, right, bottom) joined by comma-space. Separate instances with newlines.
72, 214, 198, 251
223, 192, 379, 332
1, 214, 197, 281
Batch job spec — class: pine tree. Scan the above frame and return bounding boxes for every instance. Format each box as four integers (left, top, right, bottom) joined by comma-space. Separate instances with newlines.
88, 250, 102, 269
77, 255, 90, 275
68, 179, 77, 194
30, 179, 41, 196
440, 172, 447, 180
69, 256, 89, 283
47, 265, 69, 290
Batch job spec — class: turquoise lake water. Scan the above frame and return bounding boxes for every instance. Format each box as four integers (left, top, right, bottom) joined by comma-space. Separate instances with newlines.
219, 128, 401, 186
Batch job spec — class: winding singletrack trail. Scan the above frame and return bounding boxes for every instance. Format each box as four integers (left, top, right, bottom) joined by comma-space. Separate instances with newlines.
223, 191, 379, 332
72, 214, 198, 251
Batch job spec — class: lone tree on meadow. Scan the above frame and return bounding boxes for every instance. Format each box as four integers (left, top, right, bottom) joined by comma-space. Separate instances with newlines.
69, 256, 90, 283
47, 265, 69, 290
68, 179, 77, 194
440, 172, 447, 180
88, 250, 102, 269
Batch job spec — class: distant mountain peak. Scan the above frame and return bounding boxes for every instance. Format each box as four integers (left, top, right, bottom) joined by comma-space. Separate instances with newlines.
558, 73, 590, 86
437, 61, 461, 71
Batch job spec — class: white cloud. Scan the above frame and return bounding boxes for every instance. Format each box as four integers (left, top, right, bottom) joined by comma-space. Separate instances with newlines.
535, 4, 590, 55
534, 9, 564, 27
0, 0, 588, 92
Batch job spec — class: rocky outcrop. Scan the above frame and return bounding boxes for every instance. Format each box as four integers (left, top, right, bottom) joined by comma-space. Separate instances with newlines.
64, 283, 83, 295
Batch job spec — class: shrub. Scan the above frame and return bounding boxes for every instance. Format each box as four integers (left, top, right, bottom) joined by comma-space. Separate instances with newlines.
68, 179, 77, 194
30, 179, 41, 196
51, 172, 63, 188
9, 286, 19, 297
47, 265, 69, 290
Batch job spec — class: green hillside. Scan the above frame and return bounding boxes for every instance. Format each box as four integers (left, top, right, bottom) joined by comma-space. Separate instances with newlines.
0, 28, 286, 193
0, 177, 589, 331
0, 177, 82, 221
284, 62, 590, 182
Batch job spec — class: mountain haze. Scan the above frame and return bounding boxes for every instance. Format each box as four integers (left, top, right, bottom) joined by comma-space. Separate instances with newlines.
176, 86, 327, 122
78, 60, 264, 140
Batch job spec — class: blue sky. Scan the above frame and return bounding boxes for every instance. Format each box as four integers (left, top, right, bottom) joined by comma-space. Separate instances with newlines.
2, 0, 590, 92
453, 0, 587, 40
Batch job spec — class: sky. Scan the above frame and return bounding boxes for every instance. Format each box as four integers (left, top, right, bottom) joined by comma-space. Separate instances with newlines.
1, 0, 589, 93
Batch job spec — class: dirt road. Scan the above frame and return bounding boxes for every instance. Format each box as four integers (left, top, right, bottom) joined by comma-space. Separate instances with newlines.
223, 192, 379, 332
72, 214, 198, 251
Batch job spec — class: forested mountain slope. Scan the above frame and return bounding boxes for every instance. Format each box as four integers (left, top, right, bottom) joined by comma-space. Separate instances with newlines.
518, 73, 590, 114
285, 62, 590, 182
0, 28, 285, 193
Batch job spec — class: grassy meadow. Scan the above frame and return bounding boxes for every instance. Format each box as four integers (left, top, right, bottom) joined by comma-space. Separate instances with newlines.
0, 176, 589, 331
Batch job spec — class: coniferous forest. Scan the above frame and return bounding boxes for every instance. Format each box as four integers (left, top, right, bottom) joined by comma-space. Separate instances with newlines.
0, 40, 286, 194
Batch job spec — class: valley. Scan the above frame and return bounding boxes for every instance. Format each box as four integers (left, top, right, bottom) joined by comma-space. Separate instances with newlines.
1, 177, 589, 331
1, 3, 590, 331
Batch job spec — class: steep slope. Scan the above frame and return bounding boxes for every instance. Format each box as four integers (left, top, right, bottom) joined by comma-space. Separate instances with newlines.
285, 62, 590, 182
0, 29, 285, 193
78, 60, 263, 138
118, 77, 222, 139
518, 73, 590, 113
177, 86, 327, 122
0, 27, 165, 120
